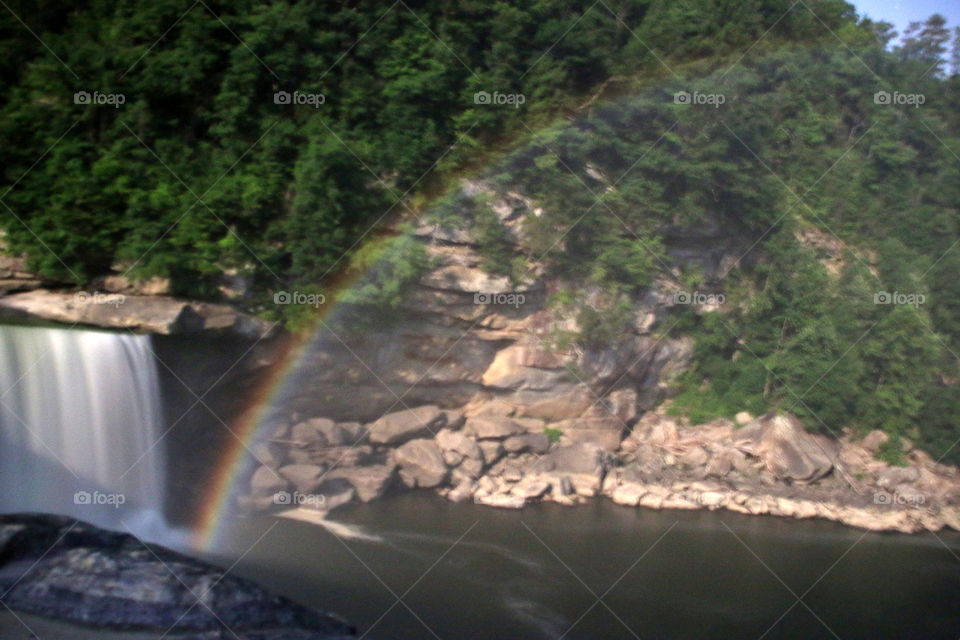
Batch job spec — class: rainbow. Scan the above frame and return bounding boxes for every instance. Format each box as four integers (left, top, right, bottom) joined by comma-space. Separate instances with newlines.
190, 239, 402, 550
192, 326, 309, 550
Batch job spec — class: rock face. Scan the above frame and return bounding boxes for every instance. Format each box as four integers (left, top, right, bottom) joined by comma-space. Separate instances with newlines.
0, 513, 356, 638
735, 413, 834, 483
228, 182, 960, 535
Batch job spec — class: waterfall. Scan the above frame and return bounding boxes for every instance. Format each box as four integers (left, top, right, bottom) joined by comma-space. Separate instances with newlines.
0, 324, 165, 526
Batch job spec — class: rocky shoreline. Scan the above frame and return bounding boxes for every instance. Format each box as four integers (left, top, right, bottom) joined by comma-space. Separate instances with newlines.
241, 405, 960, 535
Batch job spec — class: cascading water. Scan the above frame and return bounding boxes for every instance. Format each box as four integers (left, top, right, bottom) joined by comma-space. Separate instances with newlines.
0, 323, 166, 534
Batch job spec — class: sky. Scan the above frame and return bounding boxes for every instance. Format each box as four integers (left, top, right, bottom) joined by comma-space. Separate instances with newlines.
853, 0, 960, 44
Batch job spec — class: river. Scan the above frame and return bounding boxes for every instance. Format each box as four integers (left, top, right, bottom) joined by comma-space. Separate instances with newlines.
200, 493, 960, 639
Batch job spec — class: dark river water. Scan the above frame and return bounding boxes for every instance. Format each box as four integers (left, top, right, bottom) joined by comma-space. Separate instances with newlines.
195, 494, 960, 640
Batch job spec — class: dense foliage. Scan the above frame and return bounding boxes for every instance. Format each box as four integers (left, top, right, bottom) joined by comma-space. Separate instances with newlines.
2, 2, 959, 461
1, 0, 841, 297
427, 13, 960, 462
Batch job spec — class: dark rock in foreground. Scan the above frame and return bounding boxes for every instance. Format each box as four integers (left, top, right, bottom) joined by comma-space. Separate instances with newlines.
0, 513, 356, 639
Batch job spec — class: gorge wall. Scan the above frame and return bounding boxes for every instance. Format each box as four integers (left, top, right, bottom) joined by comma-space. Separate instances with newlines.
238, 182, 960, 535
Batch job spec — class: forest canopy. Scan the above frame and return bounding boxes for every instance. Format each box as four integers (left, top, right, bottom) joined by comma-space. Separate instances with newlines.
2, 1, 959, 462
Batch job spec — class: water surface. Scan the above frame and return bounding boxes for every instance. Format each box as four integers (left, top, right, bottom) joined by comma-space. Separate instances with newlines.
201, 494, 960, 640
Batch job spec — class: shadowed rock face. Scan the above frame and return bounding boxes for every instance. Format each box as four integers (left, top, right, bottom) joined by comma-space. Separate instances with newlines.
0, 514, 356, 639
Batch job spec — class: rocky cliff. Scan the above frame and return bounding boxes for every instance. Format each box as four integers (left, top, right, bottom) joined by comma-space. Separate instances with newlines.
237, 182, 960, 534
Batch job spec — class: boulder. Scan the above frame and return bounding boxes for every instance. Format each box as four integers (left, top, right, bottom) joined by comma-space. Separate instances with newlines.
326, 464, 396, 502
436, 428, 483, 461
553, 417, 625, 451
444, 409, 467, 430
249, 465, 288, 496
279, 464, 326, 493
735, 413, 834, 484
704, 449, 734, 478
0, 514, 357, 637
447, 481, 476, 503
336, 422, 369, 444
465, 416, 525, 439
877, 466, 920, 490
583, 388, 638, 423
862, 430, 890, 454
735, 411, 754, 426
251, 442, 285, 469
368, 405, 447, 445
513, 385, 595, 421
632, 414, 679, 446
680, 446, 710, 468
479, 440, 505, 465
503, 433, 551, 455
459, 457, 485, 479
316, 479, 356, 512
532, 443, 609, 477
393, 439, 448, 488
511, 479, 551, 500
611, 483, 647, 506
475, 493, 526, 509
292, 418, 341, 446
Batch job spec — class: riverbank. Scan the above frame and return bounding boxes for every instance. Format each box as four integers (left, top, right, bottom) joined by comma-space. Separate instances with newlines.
242, 406, 960, 535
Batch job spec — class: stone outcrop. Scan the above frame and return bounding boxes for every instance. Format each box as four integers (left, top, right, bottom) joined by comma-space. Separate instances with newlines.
0, 289, 271, 338
734, 413, 834, 483
0, 513, 356, 638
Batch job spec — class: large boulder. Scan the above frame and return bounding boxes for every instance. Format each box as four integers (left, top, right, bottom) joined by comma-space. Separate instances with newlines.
278, 464, 326, 493
435, 428, 483, 461
503, 433, 551, 454
326, 464, 397, 502
630, 413, 679, 446
464, 416, 525, 439
0, 513, 356, 638
249, 465, 288, 496
531, 442, 610, 477
367, 405, 447, 445
735, 413, 834, 484
393, 439, 448, 488
552, 416, 624, 451
291, 417, 340, 446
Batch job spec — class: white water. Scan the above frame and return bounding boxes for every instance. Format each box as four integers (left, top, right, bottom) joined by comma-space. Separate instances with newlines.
0, 324, 165, 528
